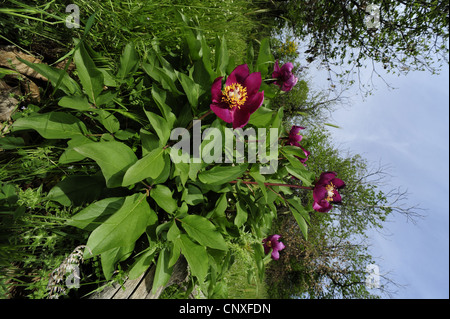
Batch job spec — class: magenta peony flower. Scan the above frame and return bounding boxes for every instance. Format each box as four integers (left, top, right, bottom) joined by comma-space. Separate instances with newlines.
287, 125, 310, 166
272, 60, 298, 92
262, 234, 286, 260
297, 146, 310, 166
287, 125, 305, 147
210, 64, 264, 129
312, 172, 345, 213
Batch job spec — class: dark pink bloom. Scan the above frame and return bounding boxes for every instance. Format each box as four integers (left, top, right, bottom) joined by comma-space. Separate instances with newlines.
272, 60, 298, 92
210, 64, 264, 129
297, 146, 310, 166
313, 172, 345, 213
262, 234, 286, 260
287, 125, 305, 147
287, 125, 310, 166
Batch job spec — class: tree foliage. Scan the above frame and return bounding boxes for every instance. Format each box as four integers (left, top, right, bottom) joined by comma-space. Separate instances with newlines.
269, 0, 449, 89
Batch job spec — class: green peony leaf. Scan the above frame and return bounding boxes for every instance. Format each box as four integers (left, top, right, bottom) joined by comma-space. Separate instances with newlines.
151, 247, 174, 294
179, 215, 228, 251
85, 193, 155, 257
234, 200, 248, 228
255, 37, 274, 78
116, 43, 139, 80
198, 164, 248, 185
74, 141, 137, 188
66, 197, 125, 231
150, 184, 178, 214
12, 112, 88, 139
47, 175, 105, 207
179, 234, 208, 283
127, 246, 157, 280
101, 243, 135, 280
122, 147, 165, 186
143, 109, 171, 147
214, 36, 229, 76
73, 40, 104, 105
287, 198, 310, 240
58, 95, 91, 111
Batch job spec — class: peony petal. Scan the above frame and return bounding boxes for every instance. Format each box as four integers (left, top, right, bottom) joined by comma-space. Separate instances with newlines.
226, 64, 249, 86
331, 177, 346, 189
313, 185, 327, 202
331, 190, 342, 203
271, 250, 280, 260
290, 75, 299, 86
231, 91, 264, 129
313, 201, 323, 212
298, 148, 309, 166
244, 91, 264, 115
290, 125, 305, 135
288, 133, 302, 143
313, 200, 332, 213
272, 60, 281, 76
231, 107, 252, 129
281, 84, 291, 92
273, 241, 285, 252
281, 62, 294, 72
243, 71, 262, 96
300, 146, 310, 158
210, 103, 232, 123
271, 234, 281, 241
287, 126, 304, 145
282, 75, 298, 91
317, 171, 337, 186
211, 76, 223, 103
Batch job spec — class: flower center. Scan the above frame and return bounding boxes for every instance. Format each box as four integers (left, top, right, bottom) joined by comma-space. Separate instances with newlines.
221, 83, 248, 109
266, 240, 272, 248
325, 182, 336, 202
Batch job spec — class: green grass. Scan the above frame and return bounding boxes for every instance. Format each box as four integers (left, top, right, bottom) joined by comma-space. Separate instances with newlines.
1, 0, 275, 65
75, 0, 274, 63
222, 238, 269, 299
224, 255, 268, 299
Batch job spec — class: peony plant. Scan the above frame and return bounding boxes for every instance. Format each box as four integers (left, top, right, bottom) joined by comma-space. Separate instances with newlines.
9, 15, 344, 297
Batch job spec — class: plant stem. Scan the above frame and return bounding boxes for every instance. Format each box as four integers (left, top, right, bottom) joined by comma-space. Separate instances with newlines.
186, 110, 213, 130
229, 180, 313, 190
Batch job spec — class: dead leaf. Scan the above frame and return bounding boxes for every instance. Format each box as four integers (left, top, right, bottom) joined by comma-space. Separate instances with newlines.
0, 80, 20, 121
0, 49, 47, 81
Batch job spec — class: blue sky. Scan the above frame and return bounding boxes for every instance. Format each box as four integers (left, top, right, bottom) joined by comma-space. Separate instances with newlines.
307, 61, 449, 298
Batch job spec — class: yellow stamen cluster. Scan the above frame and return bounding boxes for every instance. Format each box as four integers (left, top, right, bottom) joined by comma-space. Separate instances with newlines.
221, 83, 248, 109
325, 183, 336, 202
280, 40, 298, 56
266, 240, 272, 248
